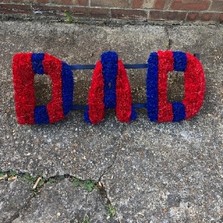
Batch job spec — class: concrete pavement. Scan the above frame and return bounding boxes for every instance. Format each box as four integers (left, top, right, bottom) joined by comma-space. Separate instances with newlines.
0, 20, 222, 222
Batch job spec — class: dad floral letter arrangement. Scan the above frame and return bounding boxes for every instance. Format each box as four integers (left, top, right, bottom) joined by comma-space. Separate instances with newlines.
12, 51, 205, 125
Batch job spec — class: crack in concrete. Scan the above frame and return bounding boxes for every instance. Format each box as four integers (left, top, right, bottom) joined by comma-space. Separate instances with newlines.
98, 149, 119, 183
1, 167, 120, 222
0, 171, 98, 222
165, 26, 173, 50
4, 193, 35, 223
0, 170, 97, 190
0, 145, 120, 222
97, 180, 120, 222
96, 148, 121, 222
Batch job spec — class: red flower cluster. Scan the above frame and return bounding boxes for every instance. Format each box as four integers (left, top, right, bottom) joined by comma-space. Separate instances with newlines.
13, 53, 35, 124
13, 53, 67, 124
116, 60, 133, 122
158, 51, 174, 122
88, 61, 105, 124
183, 53, 206, 119
12, 51, 205, 125
42, 54, 64, 123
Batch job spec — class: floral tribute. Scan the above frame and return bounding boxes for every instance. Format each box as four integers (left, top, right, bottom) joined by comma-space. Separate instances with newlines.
85, 51, 136, 124
12, 50, 205, 125
147, 51, 205, 122
13, 53, 73, 124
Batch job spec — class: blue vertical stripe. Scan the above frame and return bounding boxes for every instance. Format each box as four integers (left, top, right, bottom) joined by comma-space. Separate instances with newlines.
62, 62, 74, 115
32, 53, 45, 74
173, 51, 187, 72
130, 107, 137, 121
32, 53, 49, 124
101, 51, 118, 109
172, 102, 185, 122
34, 105, 49, 124
147, 52, 159, 122
172, 51, 187, 121
84, 106, 91, 124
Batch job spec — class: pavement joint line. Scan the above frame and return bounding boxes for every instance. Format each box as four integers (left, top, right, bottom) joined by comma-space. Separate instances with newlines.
4, 192, 35, 223
0, 170, 97, 193
96, 149, 120, 221
98, 149, 119, 182
0, 14, 222, 27
97, 181, 119, 221
164, 26, 173, 50
0, 144, 121, 222
0, 169, 120, 221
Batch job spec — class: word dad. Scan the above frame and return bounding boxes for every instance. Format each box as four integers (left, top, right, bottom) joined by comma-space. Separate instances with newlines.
12, 51, 205, 125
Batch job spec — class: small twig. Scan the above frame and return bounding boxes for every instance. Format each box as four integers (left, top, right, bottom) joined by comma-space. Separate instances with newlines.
0, 174, 7, 181
33, 177, 42, 190
8, 176, 17, 181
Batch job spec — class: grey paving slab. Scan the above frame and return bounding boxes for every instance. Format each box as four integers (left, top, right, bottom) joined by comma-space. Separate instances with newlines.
101, 25, 223, 222
0, 21, 167, 179
12, 179, 116, 223
0, 179, 33, 223
0, 21, 223, 223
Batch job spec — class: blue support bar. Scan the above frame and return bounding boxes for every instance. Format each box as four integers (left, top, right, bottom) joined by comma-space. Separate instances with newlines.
70, 53, 200, 111
70, 63, 149, 70
72, 103, 146, 111
69, 53, 200, 71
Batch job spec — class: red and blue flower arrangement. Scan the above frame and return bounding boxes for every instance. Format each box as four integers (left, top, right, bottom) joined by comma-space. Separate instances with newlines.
12, 50, 205, 125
